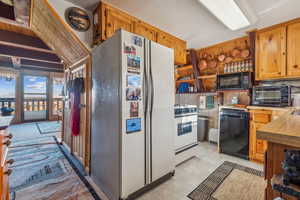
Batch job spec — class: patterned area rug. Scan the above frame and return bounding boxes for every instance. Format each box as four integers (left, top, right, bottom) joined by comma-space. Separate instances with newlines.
8, 137, 95, 200
188, 161, 266, 200
36, 121, 62, 134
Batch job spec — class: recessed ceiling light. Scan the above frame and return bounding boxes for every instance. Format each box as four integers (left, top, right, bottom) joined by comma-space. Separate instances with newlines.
198, 0, 253, 31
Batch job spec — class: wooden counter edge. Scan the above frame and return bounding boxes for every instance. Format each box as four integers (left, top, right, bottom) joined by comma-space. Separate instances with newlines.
257, 130, 300, 148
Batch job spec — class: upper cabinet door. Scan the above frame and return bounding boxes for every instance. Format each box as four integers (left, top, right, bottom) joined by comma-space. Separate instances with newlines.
157, 31, 174, 49
157, 31, 187, 65
133, 21, 157, 41
174, 39, 187, 65
287, 22, 300, 77
256, 27, 286, 80
105, 9, 134, 39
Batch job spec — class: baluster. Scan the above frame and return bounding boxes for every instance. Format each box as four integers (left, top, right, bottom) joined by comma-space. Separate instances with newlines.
32, 100, 34, 111
26, 101, 30, 111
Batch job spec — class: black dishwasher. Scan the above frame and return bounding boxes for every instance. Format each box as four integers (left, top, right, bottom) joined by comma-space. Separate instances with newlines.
219, 108, 249, 160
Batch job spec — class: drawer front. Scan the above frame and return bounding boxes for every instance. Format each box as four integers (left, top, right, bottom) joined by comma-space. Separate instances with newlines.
252, 113, 272, 123
256, 139, 266, 154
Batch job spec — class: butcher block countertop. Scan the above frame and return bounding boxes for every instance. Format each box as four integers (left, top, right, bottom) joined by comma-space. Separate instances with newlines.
247, 106, 295, 111
0, 116, 14, 130
257, 109, 300, 147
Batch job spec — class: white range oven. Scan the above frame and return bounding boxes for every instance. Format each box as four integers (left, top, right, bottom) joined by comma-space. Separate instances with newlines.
174, 105, 198, 153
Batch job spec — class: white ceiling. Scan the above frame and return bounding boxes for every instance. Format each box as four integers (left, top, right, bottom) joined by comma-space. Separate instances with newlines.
66, 0, 300, 49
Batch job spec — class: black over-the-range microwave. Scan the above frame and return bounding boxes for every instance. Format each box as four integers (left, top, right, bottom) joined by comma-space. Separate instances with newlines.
216, 72, 252, 91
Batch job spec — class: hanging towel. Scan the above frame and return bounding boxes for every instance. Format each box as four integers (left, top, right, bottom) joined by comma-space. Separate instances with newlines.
70, 78, 84, 136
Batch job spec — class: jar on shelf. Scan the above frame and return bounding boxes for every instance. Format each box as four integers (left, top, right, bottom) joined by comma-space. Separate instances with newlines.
249, 59, 253, 71
240, 61, 245, 72
233, 62, 238, 72
237, 62, 241, 72
229, 63, 233, 73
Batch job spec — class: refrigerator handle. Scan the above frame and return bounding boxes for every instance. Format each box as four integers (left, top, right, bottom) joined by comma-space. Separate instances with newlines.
144, 41, 148, 115
149, 44, 154, 114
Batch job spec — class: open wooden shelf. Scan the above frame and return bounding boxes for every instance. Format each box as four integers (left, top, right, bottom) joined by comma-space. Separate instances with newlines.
176, 79, 195, 84
175, 65, 193, 72
198, 75, 216, 79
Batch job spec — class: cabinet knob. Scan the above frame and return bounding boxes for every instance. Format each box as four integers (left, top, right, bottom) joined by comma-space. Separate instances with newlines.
5, 133, 13, 139
294, 65, 298, 69
4, 169, 12, 176
6, 159, 14, 165
3, 140, 11, 147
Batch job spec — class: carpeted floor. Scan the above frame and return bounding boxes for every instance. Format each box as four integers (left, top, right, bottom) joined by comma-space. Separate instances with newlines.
36, 121, 62, 134
8, 121, 61, 142
188, 161, 266, 200
8, 137, 95, 200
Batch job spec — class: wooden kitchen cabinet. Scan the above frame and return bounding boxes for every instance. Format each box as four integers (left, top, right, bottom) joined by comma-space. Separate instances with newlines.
157, 31, 187, 65
256, 26, 286, 80
133, 20, 157, 41
93, 2, 187, 65
249, 110, 272, 163
105, 9, 135, 39
250, 122, 268, 162
174, 38, 187, 65
255, 19, 300, 80
287, 22, 300, 77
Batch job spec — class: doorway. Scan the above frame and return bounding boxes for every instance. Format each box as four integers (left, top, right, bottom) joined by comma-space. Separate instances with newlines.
22, 74, 49, 122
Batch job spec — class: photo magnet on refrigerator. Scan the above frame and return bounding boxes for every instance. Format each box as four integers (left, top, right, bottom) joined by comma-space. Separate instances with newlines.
124, 43, 136, 55
127, 55, 141, 74
126, 118, 141, 134
129, 102, 139, 117
126, 86, 141, 101
132, 36, 143, 47
127, 74, 141, 87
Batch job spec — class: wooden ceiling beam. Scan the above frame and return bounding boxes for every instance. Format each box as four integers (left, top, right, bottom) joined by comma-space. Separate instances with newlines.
0, 29, 51, 50
0, 43, 61, 63
0, 40, 55, 54
0, 59, 63, 72
0, 17, 35, 37
21, 59, 63, 69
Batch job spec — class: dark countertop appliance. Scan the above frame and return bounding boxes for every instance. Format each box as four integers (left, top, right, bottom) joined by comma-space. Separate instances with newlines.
219, 108, 249, 160
252, 85, 292, 107
217, 72, 252, 91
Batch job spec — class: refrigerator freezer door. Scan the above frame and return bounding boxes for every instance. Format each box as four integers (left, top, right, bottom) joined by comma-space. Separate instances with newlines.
120, 31, 146, 198
91, 31, 122, 200
149, 41, 175, 182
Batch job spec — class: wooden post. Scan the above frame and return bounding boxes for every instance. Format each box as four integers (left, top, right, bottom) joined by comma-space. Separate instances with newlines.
189, 49, 203, 92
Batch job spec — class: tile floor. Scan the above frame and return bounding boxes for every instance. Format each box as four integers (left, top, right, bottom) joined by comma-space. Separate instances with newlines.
93, 142, 263, 200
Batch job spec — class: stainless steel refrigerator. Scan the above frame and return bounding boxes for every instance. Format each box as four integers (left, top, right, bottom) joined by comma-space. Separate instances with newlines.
91, 30, 175, 200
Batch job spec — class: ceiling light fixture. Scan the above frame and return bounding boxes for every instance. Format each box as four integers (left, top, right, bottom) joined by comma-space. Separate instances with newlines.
198, 0, 256, 31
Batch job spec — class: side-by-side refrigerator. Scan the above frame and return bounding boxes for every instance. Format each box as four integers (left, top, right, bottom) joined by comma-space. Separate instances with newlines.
91, 29, 175, 200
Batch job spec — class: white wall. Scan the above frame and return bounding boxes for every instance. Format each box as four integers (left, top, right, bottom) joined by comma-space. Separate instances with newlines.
48, 0, 93, 50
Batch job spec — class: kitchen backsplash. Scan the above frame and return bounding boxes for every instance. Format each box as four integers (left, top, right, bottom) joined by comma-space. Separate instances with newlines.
176, 93, 219, 129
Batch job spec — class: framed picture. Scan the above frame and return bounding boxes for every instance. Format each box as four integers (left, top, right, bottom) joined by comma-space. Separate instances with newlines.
65, 7, 91, 32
